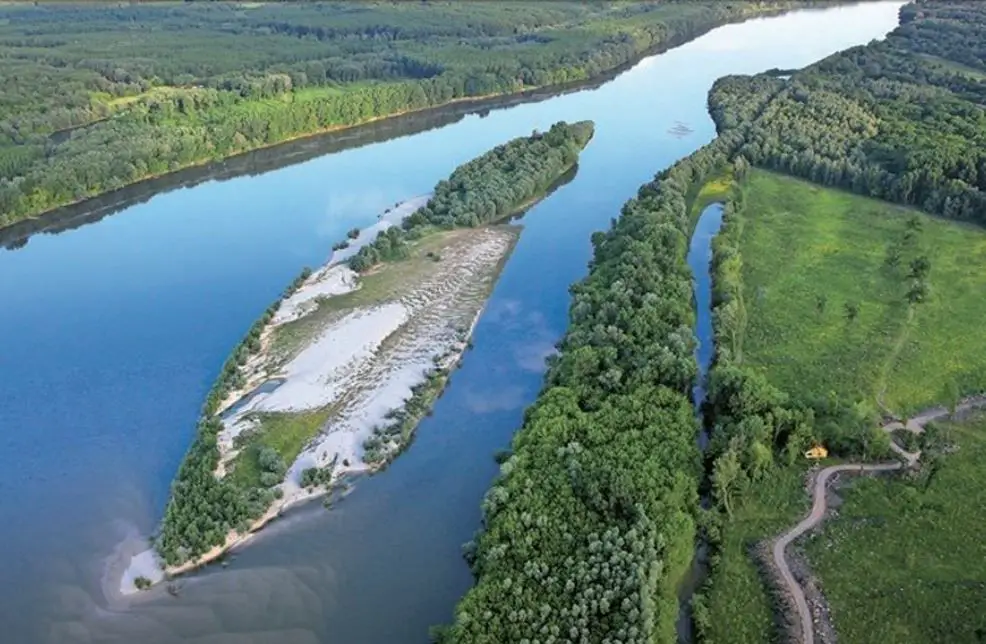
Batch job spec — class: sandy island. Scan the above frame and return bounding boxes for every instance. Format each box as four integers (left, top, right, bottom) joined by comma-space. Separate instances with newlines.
118, 194, 520, 594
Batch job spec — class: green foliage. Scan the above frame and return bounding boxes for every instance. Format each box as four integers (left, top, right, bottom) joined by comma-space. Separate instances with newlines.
0, 0, 798, 228
133, 576, 152, 591
443, 138, 742, 643
709, 1, 986, 227
718, 169, 986, 418
694, 467, 807, 644
349, 121, 593, 272
363, 363, 451, 465
300, 462, 336, 489
804, 416, 986, 643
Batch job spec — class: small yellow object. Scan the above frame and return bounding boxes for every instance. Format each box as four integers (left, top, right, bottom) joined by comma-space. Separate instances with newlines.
804, 445, 828, 460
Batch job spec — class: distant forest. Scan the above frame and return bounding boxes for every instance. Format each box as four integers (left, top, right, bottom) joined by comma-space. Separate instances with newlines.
0, 0, 828, 227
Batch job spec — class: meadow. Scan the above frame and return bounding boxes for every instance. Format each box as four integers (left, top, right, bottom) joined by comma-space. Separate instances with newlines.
736, 170, 986, 415
696, 466, 806, 644
804, 415, 986, 643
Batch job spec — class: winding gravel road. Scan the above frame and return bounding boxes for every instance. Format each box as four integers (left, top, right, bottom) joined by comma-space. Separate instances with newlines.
772, 398, 986, 644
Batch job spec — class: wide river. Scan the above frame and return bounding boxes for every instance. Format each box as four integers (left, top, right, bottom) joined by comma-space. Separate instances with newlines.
0, 4, 902, 643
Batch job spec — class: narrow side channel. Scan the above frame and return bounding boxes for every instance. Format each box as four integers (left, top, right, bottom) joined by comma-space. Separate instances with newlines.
676, 202, 726, 643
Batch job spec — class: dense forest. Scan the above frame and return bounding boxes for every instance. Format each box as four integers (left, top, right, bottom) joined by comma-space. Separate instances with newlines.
709, 0, 986, 225
349, 120, 593, 271
438, 134, 743, 643
0, 1, 837, 228
157, 125, 591, 567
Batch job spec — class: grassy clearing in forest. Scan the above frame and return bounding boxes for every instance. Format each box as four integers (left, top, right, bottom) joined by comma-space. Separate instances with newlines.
803, 415, 986, 643
228, 407, 332, 489
697, 466, 806, 644
737, 170, 986, 414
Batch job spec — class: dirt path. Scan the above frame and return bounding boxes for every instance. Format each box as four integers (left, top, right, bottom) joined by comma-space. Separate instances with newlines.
772, 397, 986, 644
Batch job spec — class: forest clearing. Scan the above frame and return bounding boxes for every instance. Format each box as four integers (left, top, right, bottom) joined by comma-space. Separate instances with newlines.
733, 170, 986, 415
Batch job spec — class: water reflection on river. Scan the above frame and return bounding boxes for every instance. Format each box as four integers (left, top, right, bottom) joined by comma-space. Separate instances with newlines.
0, 4, 903, 643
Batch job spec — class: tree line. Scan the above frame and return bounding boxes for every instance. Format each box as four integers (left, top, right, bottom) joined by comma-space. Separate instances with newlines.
348, 120, 593, 272
156, 267, 309, 567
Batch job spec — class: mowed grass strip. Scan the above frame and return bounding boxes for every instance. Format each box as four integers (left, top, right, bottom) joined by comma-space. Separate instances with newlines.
738, 170, 986, 414
803, 415, 986, 643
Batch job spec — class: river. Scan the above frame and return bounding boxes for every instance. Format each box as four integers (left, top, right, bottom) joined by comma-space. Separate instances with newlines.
0, 4, 903, 643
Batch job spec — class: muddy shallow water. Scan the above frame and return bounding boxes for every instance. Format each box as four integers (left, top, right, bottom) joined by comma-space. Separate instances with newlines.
0, 4, 904, 642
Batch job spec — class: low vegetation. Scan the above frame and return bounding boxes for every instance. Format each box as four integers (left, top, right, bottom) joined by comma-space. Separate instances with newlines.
362, 361, 453, 466
804, 416, 986, 643
729, 169, 986, 416
692, 467, 805, 644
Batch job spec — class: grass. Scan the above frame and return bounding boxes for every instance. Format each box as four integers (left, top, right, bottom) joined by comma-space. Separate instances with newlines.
228, 407, 332, 489
803, 415, 986, 643
736, 169, 986, 414
688, 165, 734, 226
697, 466, 806, 644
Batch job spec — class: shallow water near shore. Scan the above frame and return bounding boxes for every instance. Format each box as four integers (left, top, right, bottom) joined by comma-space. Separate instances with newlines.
0, 4, 904, 642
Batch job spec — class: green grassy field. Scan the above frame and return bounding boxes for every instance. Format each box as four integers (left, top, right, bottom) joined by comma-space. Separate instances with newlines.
697, 467, 806, 644
737, 170, 986, 415
804, 415, 986, 643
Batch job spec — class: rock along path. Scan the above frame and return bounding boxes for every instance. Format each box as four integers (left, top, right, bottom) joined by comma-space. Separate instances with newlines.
772, 397, 986, 644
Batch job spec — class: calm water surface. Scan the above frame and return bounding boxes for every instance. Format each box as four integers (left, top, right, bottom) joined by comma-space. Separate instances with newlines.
0, 5, 902, 643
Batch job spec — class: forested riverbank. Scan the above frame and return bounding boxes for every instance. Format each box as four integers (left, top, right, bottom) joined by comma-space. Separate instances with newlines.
0, 3, 912, 641
708, 0, 986, 224
0, 0, 853, 229
155, 122, 593, 571
690, 2, 986, 641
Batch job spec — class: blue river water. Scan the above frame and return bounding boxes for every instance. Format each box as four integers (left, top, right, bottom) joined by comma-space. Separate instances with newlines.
0, 5, 903, 643
691, 203, 726, 413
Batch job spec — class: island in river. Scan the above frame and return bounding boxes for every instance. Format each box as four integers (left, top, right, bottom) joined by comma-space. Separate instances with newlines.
119, 120, 594, 592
